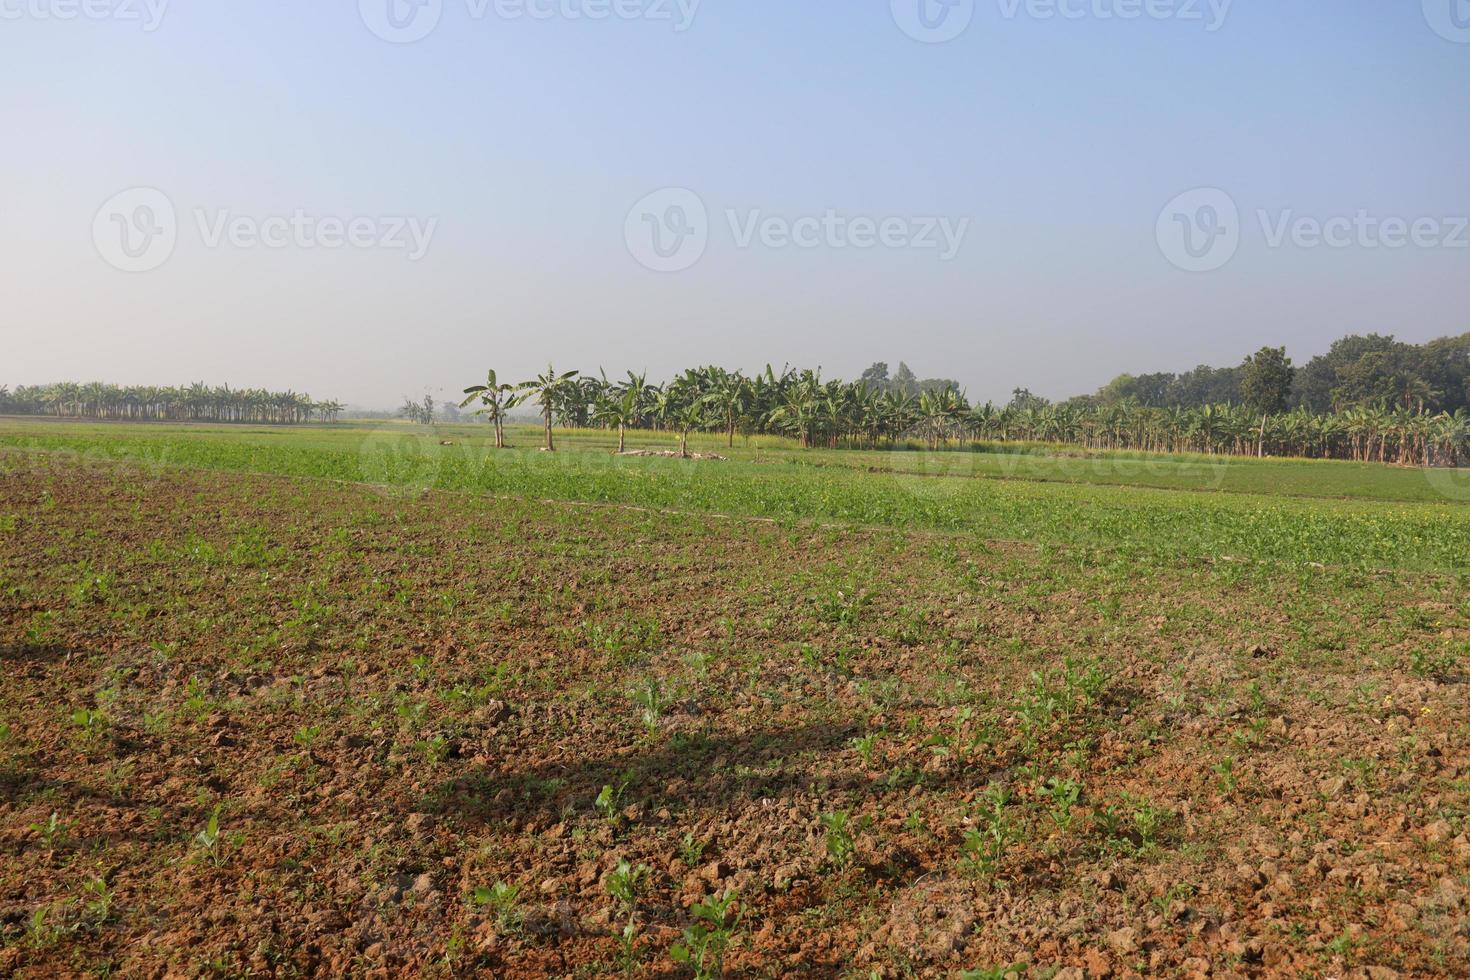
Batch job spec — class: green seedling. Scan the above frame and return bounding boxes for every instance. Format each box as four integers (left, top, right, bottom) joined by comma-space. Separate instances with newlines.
31, 811, 70, 857
670, 890, 740, 980
679, 832, 707, 867
961, 786, 1015, 880
819, 810, 871, 870
849, 732, 880, 767
471, 880, 523, 931
1037, 776, 1081, 833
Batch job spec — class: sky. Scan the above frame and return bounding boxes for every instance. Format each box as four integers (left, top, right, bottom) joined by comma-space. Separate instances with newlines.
2, 0, 1468, 408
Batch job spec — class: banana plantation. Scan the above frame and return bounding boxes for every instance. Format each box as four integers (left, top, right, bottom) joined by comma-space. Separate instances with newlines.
467, 365, 1470, 466
0, 382, 342, 425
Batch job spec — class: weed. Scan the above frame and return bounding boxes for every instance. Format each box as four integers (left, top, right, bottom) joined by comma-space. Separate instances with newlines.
82, 878, 114, 922
1124, 794, 1167, 851
31, 811, 70, 857
595, 779, 629, 824
819, 810, 871, 871
70, 707, 111, 744
961, 966, 1027, 980
1037, 776, 1082, 833
849, 732, 881, 767
605, 860, 649, 972
670, 890, 740, 980
416, 735, 451, 765
630, 680, 664, 734
961, 786, 1016, 881
679, 832, 707, 868
192, 806, 242, 867
1213, 757, 1239, 795
471, 880, 523, 931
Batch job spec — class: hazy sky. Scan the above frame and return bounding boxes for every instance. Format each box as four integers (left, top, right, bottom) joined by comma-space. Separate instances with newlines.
3, 1, 1468, 408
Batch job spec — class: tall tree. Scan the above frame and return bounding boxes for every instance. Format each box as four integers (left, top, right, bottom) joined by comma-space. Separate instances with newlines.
1241, 346, 1295, 456
460, 370, 521, 448
518, 366, 580, 451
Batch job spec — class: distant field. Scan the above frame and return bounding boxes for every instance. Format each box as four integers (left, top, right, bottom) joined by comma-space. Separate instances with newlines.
2, 418, 1468, 571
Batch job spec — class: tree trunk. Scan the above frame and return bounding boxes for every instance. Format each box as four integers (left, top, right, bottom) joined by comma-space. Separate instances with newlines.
618, 424, 626, 453
544, 409, 554, 451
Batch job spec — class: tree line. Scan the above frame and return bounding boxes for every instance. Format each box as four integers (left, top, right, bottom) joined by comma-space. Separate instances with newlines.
1081, 332, 1470, 416
465, 349, 1469, 467
0, 383, 343, 425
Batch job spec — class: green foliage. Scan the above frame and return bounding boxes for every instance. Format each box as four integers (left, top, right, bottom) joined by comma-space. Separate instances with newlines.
595, 779, 629, 824
7, 422, 1470, 571
679, 833, 707, 868
961, 786, 1016, 881
604, 859, 648, 910
630, 679, 665, 733
31, 812, 69, 855
192, 805, 242, 867
70, 707, 110, 743
670, 890, 740, 980
849, 732, 881, 767
960, 966, 1027, 980
819, 810, 871, 870
1037, 776, 1082, 833
471, 880, 523, 930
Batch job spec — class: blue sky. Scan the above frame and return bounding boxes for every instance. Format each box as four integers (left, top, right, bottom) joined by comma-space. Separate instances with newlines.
2, 1, 1467, 406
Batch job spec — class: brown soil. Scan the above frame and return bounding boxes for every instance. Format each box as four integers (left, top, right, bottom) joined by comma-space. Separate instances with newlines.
0, 459, 1466, 978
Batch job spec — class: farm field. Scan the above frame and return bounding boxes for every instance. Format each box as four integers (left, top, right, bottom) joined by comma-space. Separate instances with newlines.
2, 428, 1470, 977
2, 419, 1470, 572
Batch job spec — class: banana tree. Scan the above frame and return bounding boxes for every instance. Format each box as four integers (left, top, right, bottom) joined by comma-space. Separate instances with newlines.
461, 370, 522, 448
703, 369, 750, 448
518, 366, 580, 451
670, 399, 708, 458
594, 387, 640, 453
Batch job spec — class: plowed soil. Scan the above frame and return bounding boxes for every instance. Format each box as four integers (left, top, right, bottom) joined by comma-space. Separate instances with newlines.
1, 458, 1467, 978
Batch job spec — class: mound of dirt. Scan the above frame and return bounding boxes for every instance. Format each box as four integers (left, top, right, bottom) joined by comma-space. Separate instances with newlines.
614, 449, 727, 460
